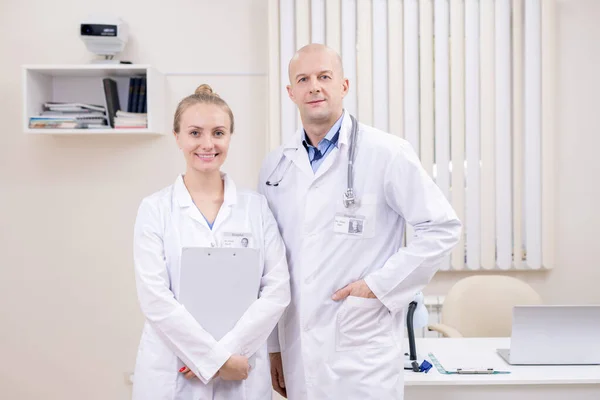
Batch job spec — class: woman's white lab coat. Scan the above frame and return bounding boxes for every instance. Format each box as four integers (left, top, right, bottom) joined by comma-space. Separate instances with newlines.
132, 174, 290, 400
258, 111, 462, 400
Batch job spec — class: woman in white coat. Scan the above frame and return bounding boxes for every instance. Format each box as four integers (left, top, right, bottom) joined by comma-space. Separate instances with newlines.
132, 84, 290, 400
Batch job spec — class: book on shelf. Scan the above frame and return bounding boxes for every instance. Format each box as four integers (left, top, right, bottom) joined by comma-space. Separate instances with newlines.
43, 102, 106, 113
127, 77, 147, 114
39, 111, 106, 118
116, 111, 147, 118
102, 78, 120, 128
29, 119, 79, 129
29, 116, 108, 129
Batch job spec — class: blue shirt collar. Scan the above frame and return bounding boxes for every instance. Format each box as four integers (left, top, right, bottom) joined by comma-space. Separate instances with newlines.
302, 112, 344, 149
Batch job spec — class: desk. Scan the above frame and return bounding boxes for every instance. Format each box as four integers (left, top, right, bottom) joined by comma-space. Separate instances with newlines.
405, 337, 600, 400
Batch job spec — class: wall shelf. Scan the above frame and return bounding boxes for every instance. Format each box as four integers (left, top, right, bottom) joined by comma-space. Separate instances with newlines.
22, 64, 166, 135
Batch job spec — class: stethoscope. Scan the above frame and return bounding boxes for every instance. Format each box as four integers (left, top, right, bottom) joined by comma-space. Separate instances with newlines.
265, 114, 360, 209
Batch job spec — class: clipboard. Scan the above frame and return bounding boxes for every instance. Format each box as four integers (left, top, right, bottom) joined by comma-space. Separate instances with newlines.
428, 353, 511, 375
178, 247, 261, 364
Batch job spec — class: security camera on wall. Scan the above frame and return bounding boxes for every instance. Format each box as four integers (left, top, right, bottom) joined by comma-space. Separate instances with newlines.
79, 14, 130, 64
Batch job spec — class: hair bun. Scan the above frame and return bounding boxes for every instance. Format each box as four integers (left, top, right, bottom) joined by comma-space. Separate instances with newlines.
194, 84, 219, 97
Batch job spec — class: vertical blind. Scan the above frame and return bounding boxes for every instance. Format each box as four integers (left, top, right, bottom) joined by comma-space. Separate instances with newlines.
267, 0, 556, 271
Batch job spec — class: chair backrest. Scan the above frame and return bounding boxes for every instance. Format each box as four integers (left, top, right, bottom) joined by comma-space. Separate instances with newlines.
441, 275, 543, 337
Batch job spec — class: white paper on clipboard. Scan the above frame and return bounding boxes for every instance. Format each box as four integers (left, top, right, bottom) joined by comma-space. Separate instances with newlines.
178, 246, 261, 367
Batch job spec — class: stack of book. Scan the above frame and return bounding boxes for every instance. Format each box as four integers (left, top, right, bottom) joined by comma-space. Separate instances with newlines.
127, 77, 147, 114
114, 111, 148, 129
29, 103, 108, 129
103, 77, 147, 128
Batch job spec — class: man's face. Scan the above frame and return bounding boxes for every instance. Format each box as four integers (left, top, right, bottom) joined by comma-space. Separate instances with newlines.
287, 49, 349, 124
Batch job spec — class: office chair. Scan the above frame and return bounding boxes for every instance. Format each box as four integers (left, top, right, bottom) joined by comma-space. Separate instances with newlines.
428, 275, 543, 338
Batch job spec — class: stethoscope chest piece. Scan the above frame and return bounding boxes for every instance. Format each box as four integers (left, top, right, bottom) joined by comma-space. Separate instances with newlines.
343, 188, 359, 209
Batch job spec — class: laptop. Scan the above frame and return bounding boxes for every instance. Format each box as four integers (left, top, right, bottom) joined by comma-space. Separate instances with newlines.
497, 305, 600, 365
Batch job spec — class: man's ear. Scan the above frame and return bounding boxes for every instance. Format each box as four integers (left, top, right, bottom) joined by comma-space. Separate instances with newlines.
341, 78, 350, 98
286, 85, 294, 102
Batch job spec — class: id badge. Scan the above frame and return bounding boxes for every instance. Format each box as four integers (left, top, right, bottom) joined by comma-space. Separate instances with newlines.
333, 213, 366, 236
221, 232, 254, 248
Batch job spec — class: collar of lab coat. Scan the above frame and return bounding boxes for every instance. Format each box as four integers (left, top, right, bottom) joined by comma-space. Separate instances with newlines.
283, 109, 351, 151
173, 172, 237, 209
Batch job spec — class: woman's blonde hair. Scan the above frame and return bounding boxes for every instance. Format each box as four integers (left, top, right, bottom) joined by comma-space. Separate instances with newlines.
173, 84, 234, 133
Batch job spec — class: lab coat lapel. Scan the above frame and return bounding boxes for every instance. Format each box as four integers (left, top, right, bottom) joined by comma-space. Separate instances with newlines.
173, 174, 236, 230
313, 111, 352, 181
173, 175, 207, 227
210, 173, 237, 230
283, 127, 313, 179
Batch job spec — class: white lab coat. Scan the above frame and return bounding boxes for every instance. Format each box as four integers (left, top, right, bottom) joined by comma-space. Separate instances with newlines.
132, 174, 290, 400
258, 111, 462, 400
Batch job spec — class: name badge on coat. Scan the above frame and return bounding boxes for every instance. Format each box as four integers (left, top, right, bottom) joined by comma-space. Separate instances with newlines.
221, 232, 254, 248
333, 214, 366, 236
332, 193, 378, 238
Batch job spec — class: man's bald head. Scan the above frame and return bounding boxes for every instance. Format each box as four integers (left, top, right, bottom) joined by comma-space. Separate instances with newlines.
285, 43, 349, 127
288, 43, 344, 83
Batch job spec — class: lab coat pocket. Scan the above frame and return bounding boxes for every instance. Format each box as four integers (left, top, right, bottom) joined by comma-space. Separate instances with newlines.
335, 296, 394, 351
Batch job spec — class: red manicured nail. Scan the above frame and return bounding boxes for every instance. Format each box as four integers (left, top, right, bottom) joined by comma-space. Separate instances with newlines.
179, 367, 186, 372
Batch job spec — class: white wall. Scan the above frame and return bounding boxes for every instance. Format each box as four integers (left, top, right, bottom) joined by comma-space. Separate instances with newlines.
0, 1, 267, 399
1, 0, 599, 399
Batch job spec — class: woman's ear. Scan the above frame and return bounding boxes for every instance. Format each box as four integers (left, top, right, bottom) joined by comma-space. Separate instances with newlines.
173, 131, 181, 149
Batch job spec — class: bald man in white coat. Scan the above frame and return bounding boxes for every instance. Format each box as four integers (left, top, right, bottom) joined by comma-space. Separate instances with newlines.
259, 44, 462, 400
